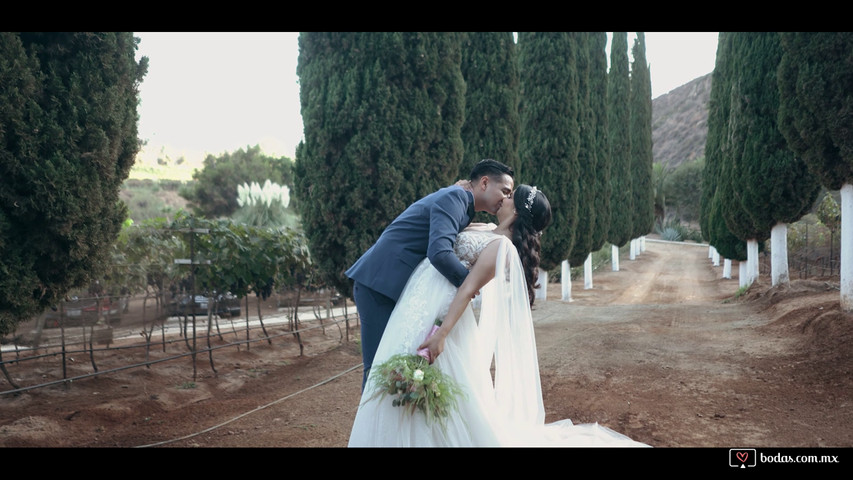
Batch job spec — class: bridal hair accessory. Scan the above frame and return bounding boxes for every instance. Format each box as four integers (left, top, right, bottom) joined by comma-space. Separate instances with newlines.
525, 186, 539, 212
366, 319, 465, 429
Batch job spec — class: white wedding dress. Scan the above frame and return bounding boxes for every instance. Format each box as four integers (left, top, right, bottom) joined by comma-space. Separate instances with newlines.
348, 229, 648, 447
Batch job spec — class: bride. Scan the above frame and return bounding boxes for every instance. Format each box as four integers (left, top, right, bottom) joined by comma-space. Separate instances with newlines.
348, 184, 648, 447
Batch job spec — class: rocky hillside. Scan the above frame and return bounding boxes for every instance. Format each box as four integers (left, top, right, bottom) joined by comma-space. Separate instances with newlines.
652, 72, 712, 170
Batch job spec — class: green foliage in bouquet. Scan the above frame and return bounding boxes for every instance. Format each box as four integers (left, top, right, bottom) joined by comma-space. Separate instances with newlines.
367, 353, 465, 428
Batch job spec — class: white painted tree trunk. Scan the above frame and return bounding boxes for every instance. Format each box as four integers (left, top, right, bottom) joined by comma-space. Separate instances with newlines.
584, 253, 593, 290
561, 260, 572, 301
770, 222, 789, 287
535, 270, 548, 301
747, 239, 759, 286
612, 244, 620, 271
709, 245, 714, 259
739, 261, 748, 288
723, 258, 732, 279
641, 236, 646, 252
629, 239, 636, 260
840, 183, 852, 312
712, 248, 720, 267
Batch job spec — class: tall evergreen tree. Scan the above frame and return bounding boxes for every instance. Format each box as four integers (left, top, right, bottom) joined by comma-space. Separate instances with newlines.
517, 32, 580, 271
720, 33, 772, 284
702, 33, 748, 263
459, 32, 520, 224
701, 34, 726, 242
778, 32, 853, 310
459, 32, 520, 176
629, 33, 654, 239
0, 33, 147, 334
294, 32, 466, 295
606, 32, 633, 249
569, 32, 595, 267
589, 32, 611, 253
728, 33, 820, 286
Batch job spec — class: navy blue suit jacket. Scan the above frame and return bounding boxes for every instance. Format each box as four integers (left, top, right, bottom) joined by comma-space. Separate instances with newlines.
346, 186, 474, 302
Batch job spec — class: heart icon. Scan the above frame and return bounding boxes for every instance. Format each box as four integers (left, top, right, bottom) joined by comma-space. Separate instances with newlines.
736, 451, 748, 463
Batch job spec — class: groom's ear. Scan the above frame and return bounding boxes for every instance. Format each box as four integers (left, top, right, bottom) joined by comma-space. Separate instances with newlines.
476, 176, 489, 191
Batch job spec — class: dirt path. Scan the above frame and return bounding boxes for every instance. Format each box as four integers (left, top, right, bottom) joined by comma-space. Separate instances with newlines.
534, 240, 850, 447
1, 240, 851, 448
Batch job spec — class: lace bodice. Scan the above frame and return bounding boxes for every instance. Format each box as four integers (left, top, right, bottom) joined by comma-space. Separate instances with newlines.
454, 228, 503, 269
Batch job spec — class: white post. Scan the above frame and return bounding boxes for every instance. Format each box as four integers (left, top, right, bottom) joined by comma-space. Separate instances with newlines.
840, 183, 853, 312
770, 222, 789, 286
535, 270, 548, 301
723, 258, 732, 279
561, 260, 572, 302
611, 244, 620, 271
584, 253, 593, 290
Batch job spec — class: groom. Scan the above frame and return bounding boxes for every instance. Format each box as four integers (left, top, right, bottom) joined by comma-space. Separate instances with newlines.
347, 159, 515, 389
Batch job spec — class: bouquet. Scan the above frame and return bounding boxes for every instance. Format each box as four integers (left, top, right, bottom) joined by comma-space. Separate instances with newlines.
367, 320, 464, 427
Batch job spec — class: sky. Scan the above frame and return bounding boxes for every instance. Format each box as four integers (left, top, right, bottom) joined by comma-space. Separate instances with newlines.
133, 32, 719, 166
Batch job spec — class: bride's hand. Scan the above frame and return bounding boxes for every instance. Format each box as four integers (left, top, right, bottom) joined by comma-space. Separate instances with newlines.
418, 330, 446, 364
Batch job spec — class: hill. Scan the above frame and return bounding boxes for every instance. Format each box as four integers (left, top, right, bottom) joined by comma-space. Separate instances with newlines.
652, 72, 712, 170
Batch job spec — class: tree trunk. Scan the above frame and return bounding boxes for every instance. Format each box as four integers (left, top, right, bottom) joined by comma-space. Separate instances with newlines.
747, 239, 759, 286
584, 253, 593, 290
840, 183, 852, 312
561, 260, 572, 301
535, 271, 548, 301
771, 222, 790, 286
611, 245, 620, 271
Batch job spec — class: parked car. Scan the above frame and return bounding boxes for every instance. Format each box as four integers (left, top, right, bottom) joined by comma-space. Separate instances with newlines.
168, 292, 242, 318
43, 296, 122, 328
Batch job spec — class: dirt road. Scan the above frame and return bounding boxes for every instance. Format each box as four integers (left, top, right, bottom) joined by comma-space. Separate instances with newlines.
1, 239, 850, 448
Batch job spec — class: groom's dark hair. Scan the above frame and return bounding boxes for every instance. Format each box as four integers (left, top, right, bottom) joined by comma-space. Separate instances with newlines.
469, 159, 514, 181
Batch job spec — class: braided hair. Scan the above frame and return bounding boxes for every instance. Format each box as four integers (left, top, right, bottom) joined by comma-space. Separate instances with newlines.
510, 185, 552, 305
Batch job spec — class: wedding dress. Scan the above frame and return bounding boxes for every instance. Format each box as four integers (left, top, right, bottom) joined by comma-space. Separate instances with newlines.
348, 229, 648, 447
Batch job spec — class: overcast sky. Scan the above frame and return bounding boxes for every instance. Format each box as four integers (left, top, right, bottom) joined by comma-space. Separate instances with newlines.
134, 32, 719, 164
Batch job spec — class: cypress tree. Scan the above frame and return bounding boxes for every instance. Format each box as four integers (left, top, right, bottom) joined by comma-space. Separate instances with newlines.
778, 32, 853, 310
0, 33, 147, 334
778, 33, 853, 191
459, 32, 520, 224
729, 33, 820, 285
701, 33, 726, 244
702, 33, 747, 263
517, 32, 580, 271
294, 33, 466, 295
459, 32, 520, 176
606, 32, 633, 249
568, 32, 595, 267
589, 32, 611, 253
720, 33, 772, 284
629, 33, 654, 239
731, 33, 819, 232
